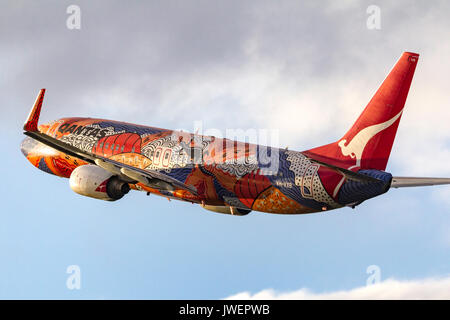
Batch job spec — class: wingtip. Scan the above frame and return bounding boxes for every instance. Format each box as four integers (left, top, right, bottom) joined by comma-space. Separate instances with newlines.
23, 89, 46, 132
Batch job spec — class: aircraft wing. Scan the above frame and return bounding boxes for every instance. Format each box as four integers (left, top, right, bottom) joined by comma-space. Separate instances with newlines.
24, 130, 198, 195
391, 177, 450, 188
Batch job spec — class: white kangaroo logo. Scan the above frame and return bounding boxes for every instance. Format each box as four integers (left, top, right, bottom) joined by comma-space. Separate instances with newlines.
338, 109, 403, 168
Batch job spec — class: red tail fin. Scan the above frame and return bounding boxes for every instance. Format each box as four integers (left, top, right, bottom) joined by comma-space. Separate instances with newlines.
304, 52, 419, 171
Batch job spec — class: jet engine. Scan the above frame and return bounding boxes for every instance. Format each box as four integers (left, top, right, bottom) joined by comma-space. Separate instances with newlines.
202, 205, 251, 216
69, 165, 130, 201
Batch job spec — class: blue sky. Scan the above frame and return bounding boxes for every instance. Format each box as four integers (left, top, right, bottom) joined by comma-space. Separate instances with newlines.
1, 0, 449, 299
2, 133, 449, 299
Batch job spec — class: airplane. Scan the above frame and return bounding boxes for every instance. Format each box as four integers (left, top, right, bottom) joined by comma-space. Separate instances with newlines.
21, 51, 450, 215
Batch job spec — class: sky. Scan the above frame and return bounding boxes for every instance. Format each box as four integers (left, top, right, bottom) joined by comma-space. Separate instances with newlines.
1, 0, 449, 299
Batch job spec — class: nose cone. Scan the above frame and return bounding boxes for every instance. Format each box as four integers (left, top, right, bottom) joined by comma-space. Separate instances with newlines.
20, 136, 38, 157
20, 136, 57, 175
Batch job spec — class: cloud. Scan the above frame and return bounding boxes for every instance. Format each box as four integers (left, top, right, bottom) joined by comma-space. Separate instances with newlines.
2, 0, 450, 176
3, 0, 450, 191
225, 276, 450, 299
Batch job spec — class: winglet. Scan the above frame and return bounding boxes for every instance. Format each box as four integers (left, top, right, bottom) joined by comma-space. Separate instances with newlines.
24, 89, 46, 132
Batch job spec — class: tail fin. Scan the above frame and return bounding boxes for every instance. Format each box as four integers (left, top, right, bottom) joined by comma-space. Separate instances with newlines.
24, 89, 46, 132
304, 52, 419, 171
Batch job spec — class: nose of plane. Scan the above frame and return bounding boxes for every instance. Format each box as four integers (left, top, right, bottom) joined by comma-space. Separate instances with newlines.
20, 136, 38, 157
20, 136, 58, 176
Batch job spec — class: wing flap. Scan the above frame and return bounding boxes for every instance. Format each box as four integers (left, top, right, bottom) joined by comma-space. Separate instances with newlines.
99, 157, 198, 195
94, 159, 136, 183
120, 168, 175, 192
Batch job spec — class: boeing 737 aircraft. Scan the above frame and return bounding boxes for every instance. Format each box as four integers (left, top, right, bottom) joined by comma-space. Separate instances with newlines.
21, 52, 450, 215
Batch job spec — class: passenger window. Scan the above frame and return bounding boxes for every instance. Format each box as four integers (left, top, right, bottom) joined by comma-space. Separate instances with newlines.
132, 146, 135, 153
153, 147, 162, 166
121, 145, 124, 153
162, 149, 172, 167
105, 143, 109, 149
111, 144, 115, 150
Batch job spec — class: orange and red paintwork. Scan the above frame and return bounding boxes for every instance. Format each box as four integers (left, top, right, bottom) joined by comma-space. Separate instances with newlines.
25, 123, 190, 202
21, 52, 420, 214
23, 119, 321, 213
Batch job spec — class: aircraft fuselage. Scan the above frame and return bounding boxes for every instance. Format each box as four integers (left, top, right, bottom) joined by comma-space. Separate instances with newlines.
21, 117, 379, 214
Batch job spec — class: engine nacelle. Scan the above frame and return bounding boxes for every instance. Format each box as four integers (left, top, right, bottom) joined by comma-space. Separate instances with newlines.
203, 205, 251, 216
69, 165, 130, 201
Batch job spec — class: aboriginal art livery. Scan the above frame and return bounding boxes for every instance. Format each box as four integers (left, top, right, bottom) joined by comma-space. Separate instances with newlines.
21, 52, 450, 215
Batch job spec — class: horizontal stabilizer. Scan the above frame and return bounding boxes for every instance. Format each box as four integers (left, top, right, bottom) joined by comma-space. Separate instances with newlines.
391, 177, 450, 188
306, 157, 382, 184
